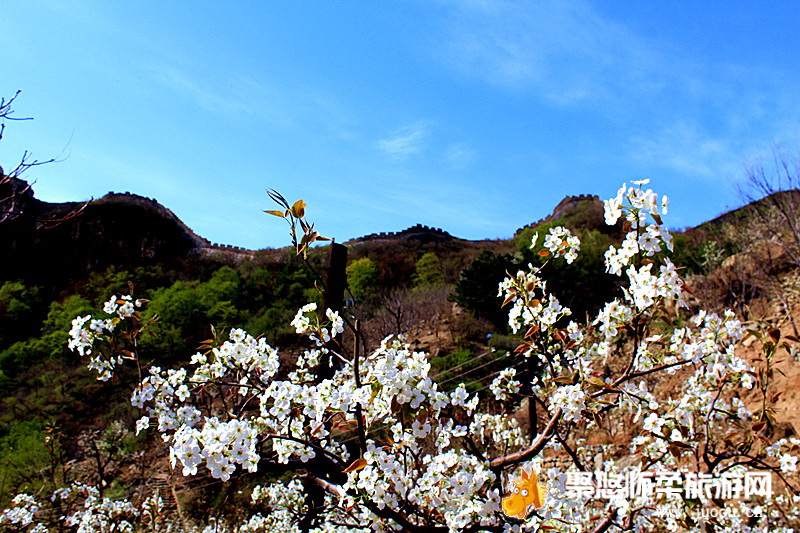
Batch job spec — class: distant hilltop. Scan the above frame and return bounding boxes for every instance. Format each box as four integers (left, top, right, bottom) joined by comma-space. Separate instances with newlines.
0, 177, 256, 286
350, 223, 455, 244
514, 194, 606, 237
95, 191, 209, 247
97, 191, 256, 257
0, 176, 618, 289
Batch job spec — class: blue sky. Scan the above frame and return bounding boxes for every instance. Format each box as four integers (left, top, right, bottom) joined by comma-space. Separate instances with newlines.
2, 1, 799, 249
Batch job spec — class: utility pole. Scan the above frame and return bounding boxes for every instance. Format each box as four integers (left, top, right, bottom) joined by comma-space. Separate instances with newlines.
317, 242, 347, 380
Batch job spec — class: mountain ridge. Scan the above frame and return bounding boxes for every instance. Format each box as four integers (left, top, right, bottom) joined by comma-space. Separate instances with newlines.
1, 177, 607, 251
4, 175, 788, 290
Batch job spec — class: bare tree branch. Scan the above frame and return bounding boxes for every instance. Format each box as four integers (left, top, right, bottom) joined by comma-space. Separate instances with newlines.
489, 408, 562, 470
0, 91, 87, 226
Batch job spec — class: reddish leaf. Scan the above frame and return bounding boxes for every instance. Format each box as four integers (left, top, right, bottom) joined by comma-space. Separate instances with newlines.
343, 458, 368, 473
524, 325, 540, 339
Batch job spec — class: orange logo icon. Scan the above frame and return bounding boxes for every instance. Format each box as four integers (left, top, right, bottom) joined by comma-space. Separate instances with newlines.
502, 467, 547, 518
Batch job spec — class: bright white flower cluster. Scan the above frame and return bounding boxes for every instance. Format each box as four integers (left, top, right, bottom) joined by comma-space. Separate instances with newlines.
247, 480, 306, 532
594, 299, 634, 339
536, 225, 581, 264
490, 180, 800, 532
290, 302, 345, 346
131, 366, 196, 432
603, 180, 674, 276
499, 270, 571, 335
604, 179, 668, 226
548, 383, 587, 422
623, 259, 682, 310
190, 328, 281, 381
346, 443, 498, 531
54, 483, 137, 533
170, 418, 259, 480
624, 313, 770, 476
102, 294, 138, 318
489, 368, 521, 401
247, 479, 392, 533
1, 483, 164, 533
0, 494, 40, 530
67, 294, 144, 380
131, 329, 281, 479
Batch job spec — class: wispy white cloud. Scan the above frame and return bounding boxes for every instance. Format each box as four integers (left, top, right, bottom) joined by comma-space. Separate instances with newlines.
378, 174, 505, 236
433, 0, 800, 185
445, 142, 475, 169
146, 63, 363, 145
434, 0, 661, 106
377, 121, 431, 159
627, 122, 735, 180
150, 64, 256, 116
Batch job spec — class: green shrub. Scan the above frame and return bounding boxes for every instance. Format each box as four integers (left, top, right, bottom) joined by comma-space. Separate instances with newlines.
346, 257, 379, 302
413, 252, 445, 288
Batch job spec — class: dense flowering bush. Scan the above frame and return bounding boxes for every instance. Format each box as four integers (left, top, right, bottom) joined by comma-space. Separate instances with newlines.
0, 483, 163, 533
4, 180, 800, 532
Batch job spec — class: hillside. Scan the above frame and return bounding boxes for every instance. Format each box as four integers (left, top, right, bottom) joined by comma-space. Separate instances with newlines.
0, 177, 266, 289
0, 178, 609, 289
3, 177, 800, 529
0, 178, 528, 521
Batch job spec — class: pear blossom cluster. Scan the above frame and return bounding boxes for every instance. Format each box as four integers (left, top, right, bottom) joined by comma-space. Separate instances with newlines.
170, 418, 260, 480
345, 443, 498, 530
622, 259, 683, 310
0, 483, 164, 533
548, 383, 587, 422
290, 302, 345, 346
247, 480, 306, 532
67, 294, 145, 380
6, 180, 799, 533
535, 225, 581, 264
489, 368, 521, 401
190, 327, 281, 380
52, 483, 138, 533
0, 494, 41, 531
115, 310, 524, 529
130, 329, 279, 479
604, 179, 669, 228
499, 269, 571, 335
102, 294, 138, 318
603, 180, 674, 276
489, 181, 799, 532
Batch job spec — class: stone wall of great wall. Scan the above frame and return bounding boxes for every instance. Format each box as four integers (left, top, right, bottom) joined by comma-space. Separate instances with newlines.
205, 242, 248, 252
353, 223, 454, 243
514, 194, 600, 237
100, 192, 258, 258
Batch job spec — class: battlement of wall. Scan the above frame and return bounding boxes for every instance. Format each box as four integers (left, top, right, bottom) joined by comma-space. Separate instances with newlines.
353, 223, 455, 243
